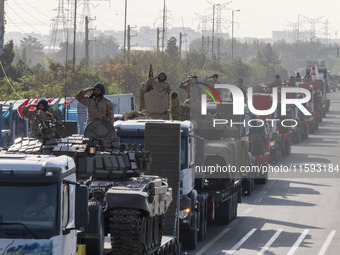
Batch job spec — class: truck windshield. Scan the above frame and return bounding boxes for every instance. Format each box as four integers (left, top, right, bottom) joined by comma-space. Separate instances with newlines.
0, 183, 57, 232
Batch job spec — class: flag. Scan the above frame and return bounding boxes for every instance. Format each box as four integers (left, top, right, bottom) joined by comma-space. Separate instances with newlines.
17, 97, 32, 119
310, 64, 319, 80
58, 97, 75, 112
51, 97, 62, 112
2, 103, 15, 119
48, 89, 63, 104
29, 96, 45, 111
29, 96, 42, 111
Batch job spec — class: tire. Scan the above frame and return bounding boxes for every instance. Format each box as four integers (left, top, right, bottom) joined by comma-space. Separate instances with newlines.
197, 195, 207, 241
271, 149, 278, 164
215, 200, 230, 225
315, 118, 319, 130
242, 179, 252, 196
181, 212, 198, 250
85, 200, 105, 255
283, 140, 291, 156
310, 121, 315, 133
302, 125, 309, 139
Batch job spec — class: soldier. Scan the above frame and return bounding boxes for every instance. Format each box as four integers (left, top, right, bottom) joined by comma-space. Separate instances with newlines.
179, 76, 200, 106
22, 99, 58, 139
287, 76, 297, 87
303, 74, 313, 84
204, 74, 223, 99
295, 72, 302, 82
145, 72, 171, 95
271, 75, 283, 87
204, 74, 221, 86
231, 78, 247, 100
76, 83, 114, 126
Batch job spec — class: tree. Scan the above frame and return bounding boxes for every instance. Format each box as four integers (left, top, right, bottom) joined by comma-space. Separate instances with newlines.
165, 36, 179, 59
20, 36, 45, 66
0, 40, 16, 78
256, 43, 281, 66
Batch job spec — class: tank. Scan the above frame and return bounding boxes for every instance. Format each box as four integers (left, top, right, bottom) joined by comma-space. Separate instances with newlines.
5, 119, 174, 255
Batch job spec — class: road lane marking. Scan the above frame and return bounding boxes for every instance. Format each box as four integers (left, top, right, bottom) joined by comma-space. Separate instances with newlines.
257, 229, 283, 255
287, 229, 309, 255
194, 227, 230, 255
318, 230, 336, 255
223, 228, 257, 255
243, 208, 253, 214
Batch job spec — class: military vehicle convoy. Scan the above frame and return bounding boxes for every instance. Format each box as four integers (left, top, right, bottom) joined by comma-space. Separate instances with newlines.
0, 120, 180, 255
0, 66, 333, 254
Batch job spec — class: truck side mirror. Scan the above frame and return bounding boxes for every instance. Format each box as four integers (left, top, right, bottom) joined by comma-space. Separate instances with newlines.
75, 185, 89, 228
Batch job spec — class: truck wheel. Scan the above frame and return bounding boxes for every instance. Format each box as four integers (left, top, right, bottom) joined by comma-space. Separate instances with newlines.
302, 126, 309, 139
215, 200, 230, 225
310, 121, 315, 133
233, 193, 238, 219
181, 211, 198, 250
242, 179, 252, 196
283, 140, 291, 156
85, 200, 104, 255
198, 195, 207, 241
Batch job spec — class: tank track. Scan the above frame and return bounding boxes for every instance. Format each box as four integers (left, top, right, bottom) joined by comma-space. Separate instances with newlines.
108, 208, 164, 255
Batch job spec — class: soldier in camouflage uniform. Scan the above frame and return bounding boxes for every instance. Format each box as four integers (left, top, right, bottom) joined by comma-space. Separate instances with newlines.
76, 83, 114, 126
145, 72, 171, 95
22, 99, 58, 139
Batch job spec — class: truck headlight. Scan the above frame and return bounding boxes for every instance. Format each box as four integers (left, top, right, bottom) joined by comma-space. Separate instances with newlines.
179, 208, 190, 219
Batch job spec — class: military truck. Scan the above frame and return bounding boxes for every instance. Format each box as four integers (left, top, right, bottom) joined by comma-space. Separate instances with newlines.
1, 120, 180, 255
115, 118, 242, 250
251, 93, 279, 167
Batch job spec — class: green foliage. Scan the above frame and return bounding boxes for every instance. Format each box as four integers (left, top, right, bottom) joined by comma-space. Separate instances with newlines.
256, 43, 281, 65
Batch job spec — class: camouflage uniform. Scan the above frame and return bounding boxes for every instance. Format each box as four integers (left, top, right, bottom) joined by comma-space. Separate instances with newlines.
146, 78, 172, 95
76, 90, 114, 125
303, 75, 313, 84
179, 80, 201, 107
22, 106, 56, 139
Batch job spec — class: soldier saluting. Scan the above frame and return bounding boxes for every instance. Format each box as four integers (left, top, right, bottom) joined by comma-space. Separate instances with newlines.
22, 99, 59, 139
76, 83, 114, 126
145, 72, 172, 95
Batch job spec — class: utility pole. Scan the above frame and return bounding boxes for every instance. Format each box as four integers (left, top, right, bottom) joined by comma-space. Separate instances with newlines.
179, 32, 182, 58
162, 0, 166, 53
127, 25, 131, 52
302, 15, 324, 41
0, 0, 5, 57
231, 9, 240, 60
211, 4, 215, 59
85, 16, 89, 65
217, 38, 220, 60
123, 0, 127, 58
73, 0, 77, 67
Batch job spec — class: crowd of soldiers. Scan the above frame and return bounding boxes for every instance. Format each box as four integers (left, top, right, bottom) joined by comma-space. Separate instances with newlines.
23, 71, 314, 140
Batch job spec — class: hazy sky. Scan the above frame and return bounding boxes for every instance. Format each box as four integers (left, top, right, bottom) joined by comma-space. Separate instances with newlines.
4, 0, 339, 40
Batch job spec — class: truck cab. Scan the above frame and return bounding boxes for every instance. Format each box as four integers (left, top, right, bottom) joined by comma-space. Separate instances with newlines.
0, 154, 88, 255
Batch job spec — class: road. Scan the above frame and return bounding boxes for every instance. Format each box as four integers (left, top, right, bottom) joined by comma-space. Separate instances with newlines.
185, 90, 340, 255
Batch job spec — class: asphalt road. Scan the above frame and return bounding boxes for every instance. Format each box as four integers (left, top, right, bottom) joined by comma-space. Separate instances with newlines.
185, 90, 340, 255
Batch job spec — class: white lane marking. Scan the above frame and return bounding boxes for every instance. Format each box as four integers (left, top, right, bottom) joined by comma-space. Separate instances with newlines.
257, 229, 283, 255
194, 227, 230, 255
287, 229, 309, 255
318, 230, 336, 255
223, 228, 257, 255
243, 208, 253, 214
255, 198, 263, 204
